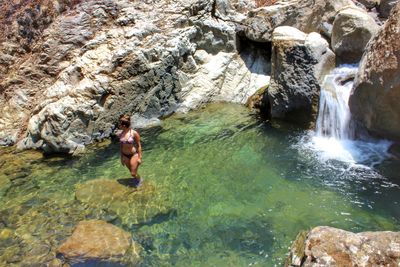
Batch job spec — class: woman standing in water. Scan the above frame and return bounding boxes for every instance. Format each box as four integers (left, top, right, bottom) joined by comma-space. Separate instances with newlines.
119, 114, 142, 186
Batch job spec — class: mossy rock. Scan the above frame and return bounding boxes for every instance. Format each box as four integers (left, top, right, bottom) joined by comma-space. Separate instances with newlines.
284, 230, 308, 267
246, 84, 269, 112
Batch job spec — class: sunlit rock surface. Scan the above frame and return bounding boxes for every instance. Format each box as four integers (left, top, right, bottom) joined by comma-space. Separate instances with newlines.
287, 226, 400, 266
243, 0, 355, 42
1, 0, 266, 154
332, 6, 380, 64
267, 26, 335, 126
57, 220, 142, 266
349, 1, 400, 141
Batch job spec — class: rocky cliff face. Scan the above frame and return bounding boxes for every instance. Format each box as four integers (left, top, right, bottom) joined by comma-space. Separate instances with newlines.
349, 1, 400, 141
0, 0, 394, 153
0, 0, 271, 153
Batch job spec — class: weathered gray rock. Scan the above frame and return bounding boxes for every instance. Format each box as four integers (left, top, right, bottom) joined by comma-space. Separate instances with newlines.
243, 0, 355, 42
286, 226, 400, 267
267, 26, 335, 126
349, 2, 400, 141
57, 220, 142, 266
378, 0, 399, 17
332, 6, 380, 64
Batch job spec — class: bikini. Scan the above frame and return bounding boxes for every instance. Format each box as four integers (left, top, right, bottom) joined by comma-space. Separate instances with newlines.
120, 129, 138, 158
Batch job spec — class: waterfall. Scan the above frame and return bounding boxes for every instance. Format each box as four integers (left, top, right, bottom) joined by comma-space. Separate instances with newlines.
298, 65, 392, 166
315, 65, 358, 140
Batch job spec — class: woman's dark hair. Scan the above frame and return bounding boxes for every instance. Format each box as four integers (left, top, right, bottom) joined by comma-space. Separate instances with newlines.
119, 114, 131, 127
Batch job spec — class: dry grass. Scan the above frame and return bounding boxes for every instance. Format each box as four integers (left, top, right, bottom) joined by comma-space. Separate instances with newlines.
255, 0, 277, 8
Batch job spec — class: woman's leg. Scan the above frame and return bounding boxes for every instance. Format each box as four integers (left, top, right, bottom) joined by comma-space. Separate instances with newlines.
129, 154, 140, 178
121, 155, 131, 172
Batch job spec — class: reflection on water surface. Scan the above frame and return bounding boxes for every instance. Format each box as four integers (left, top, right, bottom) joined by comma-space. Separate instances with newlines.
0, 103, 399, 266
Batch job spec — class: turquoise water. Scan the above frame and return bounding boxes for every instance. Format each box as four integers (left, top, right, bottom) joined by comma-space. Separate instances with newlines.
0, 103, 399, 266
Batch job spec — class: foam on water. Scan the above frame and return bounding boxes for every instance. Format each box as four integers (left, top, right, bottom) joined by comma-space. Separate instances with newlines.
300, 65, 392, 169
302, 134, 392, 168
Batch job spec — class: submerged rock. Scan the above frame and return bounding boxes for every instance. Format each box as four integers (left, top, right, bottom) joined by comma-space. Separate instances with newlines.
286, 226, 400, 266
349, 1, 400, 141
267, 26, 335, 126
75, 179, 173, 226
331, 6, 380, 64
57, 220, 142, 266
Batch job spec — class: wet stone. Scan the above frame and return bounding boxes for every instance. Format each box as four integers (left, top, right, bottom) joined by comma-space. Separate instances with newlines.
57, 220, 142, 266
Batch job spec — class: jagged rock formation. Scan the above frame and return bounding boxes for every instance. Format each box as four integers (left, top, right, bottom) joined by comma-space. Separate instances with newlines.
0, 0, 271, 154
331, 6, 380, 64
267, 26, 335, 125
286, 226, 400, 267
349, 1, 400, 141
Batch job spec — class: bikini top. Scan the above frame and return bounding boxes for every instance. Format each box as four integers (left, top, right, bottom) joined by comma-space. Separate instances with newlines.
120, 129, 136, 145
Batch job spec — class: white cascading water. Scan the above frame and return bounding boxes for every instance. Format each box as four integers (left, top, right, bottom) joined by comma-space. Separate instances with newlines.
315, 66, 356, 140
305, 65, 391, 166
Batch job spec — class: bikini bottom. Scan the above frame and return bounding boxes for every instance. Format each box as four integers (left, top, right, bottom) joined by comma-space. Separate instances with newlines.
122, 152, 138, 159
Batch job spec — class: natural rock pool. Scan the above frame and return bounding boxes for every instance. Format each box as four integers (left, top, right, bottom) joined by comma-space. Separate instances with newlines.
1, 103, 399, 266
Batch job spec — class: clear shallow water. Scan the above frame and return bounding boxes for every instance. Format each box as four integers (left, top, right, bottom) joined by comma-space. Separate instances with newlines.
0, 103, 399, 266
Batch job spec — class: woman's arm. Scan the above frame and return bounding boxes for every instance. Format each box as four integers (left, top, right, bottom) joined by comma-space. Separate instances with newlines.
134, 130, 142, 161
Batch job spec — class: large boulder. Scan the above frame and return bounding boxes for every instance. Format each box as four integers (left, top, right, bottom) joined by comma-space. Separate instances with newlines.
331, 6, 380, 64
243, 0, 355, 42
349, 2, 400, 141
267, 26, 335, 126
378, 0, 399, 18
57, 220, 142, 266
286, 226, 400, 266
